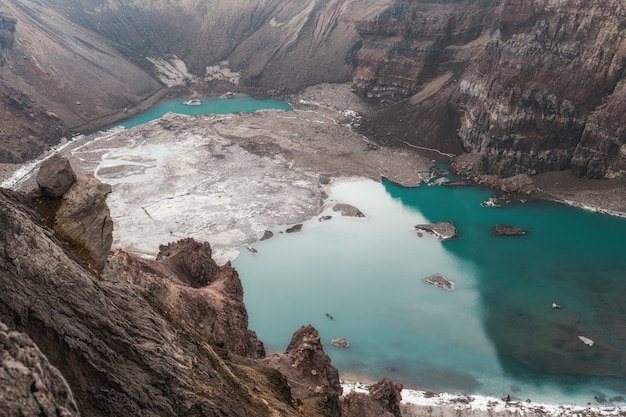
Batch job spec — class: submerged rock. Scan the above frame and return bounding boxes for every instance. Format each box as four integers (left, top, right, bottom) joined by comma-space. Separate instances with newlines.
332, 203, 365, 218
260, 230, 274, 241
414, 222, 457, 240
330, 338, 349, 348
423, 274, 455, 290
491, 224, 529, 236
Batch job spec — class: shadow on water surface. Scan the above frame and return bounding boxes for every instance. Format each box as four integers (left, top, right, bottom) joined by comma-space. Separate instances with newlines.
381, 177, 626, 401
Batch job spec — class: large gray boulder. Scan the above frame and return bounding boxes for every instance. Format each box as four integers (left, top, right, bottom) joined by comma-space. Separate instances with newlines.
36, 155, 77, 198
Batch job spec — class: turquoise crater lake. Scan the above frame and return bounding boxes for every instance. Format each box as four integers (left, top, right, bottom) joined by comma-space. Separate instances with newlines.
113, 95, 292, 129
233, 178, 626, 406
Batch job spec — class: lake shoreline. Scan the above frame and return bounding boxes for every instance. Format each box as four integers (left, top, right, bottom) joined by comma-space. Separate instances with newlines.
1, 82, 624, 219
343, 380, 626, 417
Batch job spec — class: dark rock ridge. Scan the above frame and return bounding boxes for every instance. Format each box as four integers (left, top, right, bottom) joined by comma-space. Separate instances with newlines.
0, 321, 80, 417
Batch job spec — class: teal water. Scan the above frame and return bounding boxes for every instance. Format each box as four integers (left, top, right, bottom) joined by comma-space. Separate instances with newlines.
112, 96, 292, 129
233, 178, 626, 406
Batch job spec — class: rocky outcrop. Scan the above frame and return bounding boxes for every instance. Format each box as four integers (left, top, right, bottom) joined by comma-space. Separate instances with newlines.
36, 155, 77, 198
341, 378, 403, 417
265, 325, 342, 417
53, 175, 113, 274
104, 240, 265, 359
155, 238, 220, 288
0, 321, 80, 417
0, 187, 306, 417
32, 156, 113, 274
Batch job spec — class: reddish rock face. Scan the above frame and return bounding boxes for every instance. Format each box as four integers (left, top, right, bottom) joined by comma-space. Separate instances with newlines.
156, 238, 220, 288
104, 239, 264, 359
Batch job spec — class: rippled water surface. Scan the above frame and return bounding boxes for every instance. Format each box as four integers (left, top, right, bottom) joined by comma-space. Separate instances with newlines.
234, 178, 626, 406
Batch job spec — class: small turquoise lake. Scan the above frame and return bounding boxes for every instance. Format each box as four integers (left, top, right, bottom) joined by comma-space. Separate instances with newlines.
233, 178, 626, 406
113, 95, 292, 129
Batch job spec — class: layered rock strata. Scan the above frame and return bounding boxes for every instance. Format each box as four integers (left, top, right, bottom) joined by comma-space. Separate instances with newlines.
456, 0, 626, 178
354, 0, 626, 180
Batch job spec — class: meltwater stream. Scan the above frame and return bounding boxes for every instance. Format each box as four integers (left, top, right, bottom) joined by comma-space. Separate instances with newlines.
233, 178, 626, 406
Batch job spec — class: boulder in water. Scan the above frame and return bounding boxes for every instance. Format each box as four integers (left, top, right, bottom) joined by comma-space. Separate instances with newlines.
491, 224, 529, 236
423, 274, 455, 290
414, 222, 457, 239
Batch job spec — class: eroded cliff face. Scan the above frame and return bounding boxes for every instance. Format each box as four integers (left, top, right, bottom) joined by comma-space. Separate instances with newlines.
457, 0, 626, 178
354, 0, 626, 178
352, 0, 500, 156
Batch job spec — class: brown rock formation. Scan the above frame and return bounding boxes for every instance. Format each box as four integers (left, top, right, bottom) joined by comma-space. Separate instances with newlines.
104, 240, 265, 359
36, 155, 77, 198
341, 378, 403, 417
156, 238, 220, 288
0, 321, 80, 417
266, 325, 342, 417
0, 187, 306, 417
53, 175, 113, 274
355, 0, 626, 180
